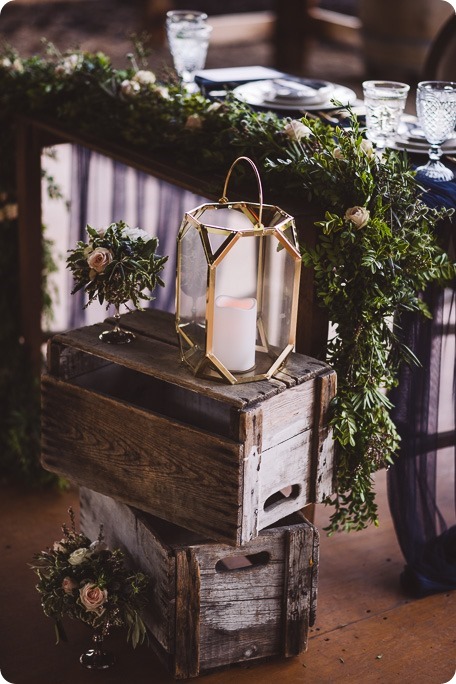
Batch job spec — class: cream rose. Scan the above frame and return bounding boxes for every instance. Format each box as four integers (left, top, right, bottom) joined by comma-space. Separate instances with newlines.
55, 54, 82, 77
79, 583, 108, 613
120, 79, 140, 97
154, 85, 169, 99
68, 547, 92, 565
62, 576, 78, 594
132, 69, 156, 86
87, 247, 113, 274
345, 206, 370, 230
360, 139, 375, 159
284, 120, 312, 142
332, 147, 344, 160
1, 57, 23, 72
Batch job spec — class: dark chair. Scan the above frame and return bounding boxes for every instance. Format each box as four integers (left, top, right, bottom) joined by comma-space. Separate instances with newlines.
422, 11, 456, 80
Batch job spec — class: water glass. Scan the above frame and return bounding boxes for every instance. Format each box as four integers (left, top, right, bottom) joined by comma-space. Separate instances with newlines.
362, 80, 410, 150
415, 80, 456, 182
166, 10, 212, 92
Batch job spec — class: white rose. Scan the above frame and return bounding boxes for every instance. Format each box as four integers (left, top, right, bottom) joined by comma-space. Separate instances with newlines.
0, 57, 12, 69
284, 120, 312, 142
185, 114, 203, 130
68, 547, 92, 565
121, 226, 151, 242
332, 147, 345, 160
344, 206, 370, 230
132, 69, 156, 86
120, 79, 140, 97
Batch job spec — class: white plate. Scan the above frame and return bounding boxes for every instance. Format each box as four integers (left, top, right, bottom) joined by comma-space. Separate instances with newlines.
392, 117, 456, 155
233, 79, 358, 112
392, 136, 456, 156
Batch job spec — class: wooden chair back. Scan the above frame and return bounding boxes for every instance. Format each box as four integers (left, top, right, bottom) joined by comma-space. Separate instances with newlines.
422, 12, 456, 80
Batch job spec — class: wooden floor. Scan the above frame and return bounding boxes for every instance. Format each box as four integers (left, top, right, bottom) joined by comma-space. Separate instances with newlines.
0, 469, 455, 684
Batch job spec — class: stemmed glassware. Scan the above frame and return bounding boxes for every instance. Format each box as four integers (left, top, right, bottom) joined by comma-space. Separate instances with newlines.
166, 10, 212, 93
415, 81, 456, 182
362, 80, 410, 151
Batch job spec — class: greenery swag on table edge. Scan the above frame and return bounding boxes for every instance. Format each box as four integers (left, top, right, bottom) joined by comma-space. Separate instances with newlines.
1, 40, 454, 533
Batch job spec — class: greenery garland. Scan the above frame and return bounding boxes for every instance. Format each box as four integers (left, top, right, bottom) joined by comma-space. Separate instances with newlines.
0, 41, 454, 531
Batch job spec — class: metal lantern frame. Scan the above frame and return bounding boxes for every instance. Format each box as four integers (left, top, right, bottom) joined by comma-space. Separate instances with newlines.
176, 156, 302, 384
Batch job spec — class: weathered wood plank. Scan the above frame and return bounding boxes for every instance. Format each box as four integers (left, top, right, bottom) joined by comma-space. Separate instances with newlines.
282, 526, 314, 656
259, 430, 314, 530
42, 376, 243, 545
311, 370, 337, 502
175, 549, 201, 679
239, 407, 263, 545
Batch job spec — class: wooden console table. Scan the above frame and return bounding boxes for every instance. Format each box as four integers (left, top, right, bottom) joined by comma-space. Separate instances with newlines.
16, 115, 328, 374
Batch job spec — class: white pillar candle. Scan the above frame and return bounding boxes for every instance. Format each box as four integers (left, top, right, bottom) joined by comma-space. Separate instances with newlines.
212, 295, 257, 372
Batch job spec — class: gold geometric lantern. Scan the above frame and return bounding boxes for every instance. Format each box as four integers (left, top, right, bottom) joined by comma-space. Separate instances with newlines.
175, 156, 301, 384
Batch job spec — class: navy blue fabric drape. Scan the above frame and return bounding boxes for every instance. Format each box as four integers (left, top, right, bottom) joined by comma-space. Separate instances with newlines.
388, 169, 456, 597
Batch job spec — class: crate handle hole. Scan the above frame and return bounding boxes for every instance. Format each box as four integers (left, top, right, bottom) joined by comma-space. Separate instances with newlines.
263, 484, 301, 512
215, 551, 270, 573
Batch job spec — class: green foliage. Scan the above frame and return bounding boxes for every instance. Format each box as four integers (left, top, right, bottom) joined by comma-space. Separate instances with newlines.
267, 114, 455, 531
30, 508, 150, 647
66, 221, 167, 310
1, 41, 455, 532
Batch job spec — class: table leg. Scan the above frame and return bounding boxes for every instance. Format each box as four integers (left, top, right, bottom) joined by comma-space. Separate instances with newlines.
16, 120, 43, 375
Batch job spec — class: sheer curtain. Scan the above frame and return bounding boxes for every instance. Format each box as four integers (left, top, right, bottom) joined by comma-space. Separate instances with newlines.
67, 144, 207, 328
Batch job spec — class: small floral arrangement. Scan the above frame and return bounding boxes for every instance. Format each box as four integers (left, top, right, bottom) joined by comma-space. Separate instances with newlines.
30, 509, 150, 647
66, 220, 168, 310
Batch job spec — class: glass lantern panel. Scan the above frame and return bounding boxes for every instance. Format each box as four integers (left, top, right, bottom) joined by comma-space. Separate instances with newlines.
260, 233, 297, 353
178, 223, 207, 350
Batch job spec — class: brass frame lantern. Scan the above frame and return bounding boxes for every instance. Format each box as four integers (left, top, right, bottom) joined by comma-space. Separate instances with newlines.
176, 157, 302, 384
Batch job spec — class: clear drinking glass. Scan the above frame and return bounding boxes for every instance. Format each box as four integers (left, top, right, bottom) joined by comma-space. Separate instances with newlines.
362, 80, 410, 150
415, 80, 456, 182
166, 10, 212, 92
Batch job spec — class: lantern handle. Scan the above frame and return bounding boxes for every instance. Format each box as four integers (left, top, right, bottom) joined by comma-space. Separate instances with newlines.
219, 156, 264, 228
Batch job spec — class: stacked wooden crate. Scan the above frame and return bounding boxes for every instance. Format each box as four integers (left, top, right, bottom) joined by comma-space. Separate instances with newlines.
41, 309, 336, 677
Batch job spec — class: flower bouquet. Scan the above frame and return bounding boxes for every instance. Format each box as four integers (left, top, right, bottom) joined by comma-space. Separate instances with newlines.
66, 220, 168, 343
30, 508, 150, 669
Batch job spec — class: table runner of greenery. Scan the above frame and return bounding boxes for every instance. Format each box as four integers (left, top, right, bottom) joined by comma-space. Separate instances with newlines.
1, 41, 454, 532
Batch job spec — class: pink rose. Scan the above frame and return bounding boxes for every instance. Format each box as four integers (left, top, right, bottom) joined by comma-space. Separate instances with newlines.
185, 114, 203, 130
86, 247, 113, 274
62, 576, 78, 594
79, 583, 108, 613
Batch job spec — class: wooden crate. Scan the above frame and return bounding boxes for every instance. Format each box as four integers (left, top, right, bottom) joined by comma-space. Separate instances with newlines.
42, 309, 336, 546
80, 486, 319, 679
